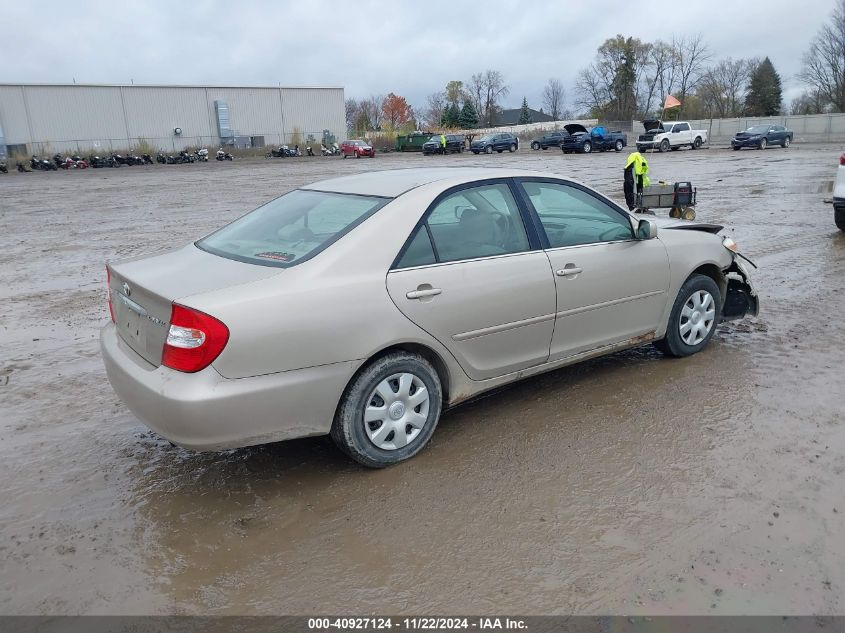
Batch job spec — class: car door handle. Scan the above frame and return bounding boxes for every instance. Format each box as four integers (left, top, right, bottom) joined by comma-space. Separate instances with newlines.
406, 287, 442, 299
556, 266, 583, 277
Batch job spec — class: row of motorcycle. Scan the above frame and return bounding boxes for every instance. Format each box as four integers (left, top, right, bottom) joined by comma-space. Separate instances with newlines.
3, 148, 234, 173
266, 143, 340, 158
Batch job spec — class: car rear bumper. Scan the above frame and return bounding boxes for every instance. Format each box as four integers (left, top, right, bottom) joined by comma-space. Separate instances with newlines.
100, 323, 358, 450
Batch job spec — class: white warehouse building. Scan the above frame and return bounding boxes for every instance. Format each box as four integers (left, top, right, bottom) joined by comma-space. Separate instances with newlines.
0, 83, 346, 156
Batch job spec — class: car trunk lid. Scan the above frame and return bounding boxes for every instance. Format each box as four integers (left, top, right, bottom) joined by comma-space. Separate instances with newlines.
108, 244, 281, 366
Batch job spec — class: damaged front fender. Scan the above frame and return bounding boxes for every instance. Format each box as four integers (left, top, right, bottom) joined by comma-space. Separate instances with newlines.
722, 258, 759, 320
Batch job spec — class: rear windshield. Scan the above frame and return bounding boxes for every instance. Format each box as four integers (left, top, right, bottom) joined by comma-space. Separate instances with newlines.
196, 190, 389, 267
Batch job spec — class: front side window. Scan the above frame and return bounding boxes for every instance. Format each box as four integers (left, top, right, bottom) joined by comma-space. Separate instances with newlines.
395, 183, 530, 268
197, 190, 388, 267
676, 123, 690, 132
520, 181, 634, 248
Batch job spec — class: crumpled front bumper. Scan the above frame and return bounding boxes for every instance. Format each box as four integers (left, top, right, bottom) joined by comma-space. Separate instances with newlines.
722, 258, 759, 320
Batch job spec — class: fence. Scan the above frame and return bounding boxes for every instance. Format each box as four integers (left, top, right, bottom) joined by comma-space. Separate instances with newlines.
12, 130, 339, 157
631, 113, 845, 144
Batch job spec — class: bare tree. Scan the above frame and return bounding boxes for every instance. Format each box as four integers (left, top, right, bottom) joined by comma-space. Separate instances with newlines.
673, 34, 711, 111
799, 0, 845, 112
421, 92, 446, 128
542, 78, 565, 120
467, 73, 486, 124
355, 95, 384, 132
345, 98, 359, 131
697, 58, 754, 117
479, 70, 510, 127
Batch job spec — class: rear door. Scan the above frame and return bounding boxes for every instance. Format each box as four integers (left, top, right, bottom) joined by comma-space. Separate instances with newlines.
516, 179, 670, 360
386, 180, 556, 380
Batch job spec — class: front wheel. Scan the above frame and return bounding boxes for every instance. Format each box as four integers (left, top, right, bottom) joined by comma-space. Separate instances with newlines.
485, 146, 493, 154
835, 206, 845, 231
654, 274, 721, 358
759, 138, 767, 150
531, 141, 540, 150
783, 137, 791, 148
354, 151, 360, 158
660, 139, 670, 153
614, 140, 624, 152
582, 141, 592, 153
330, 352, 443, 468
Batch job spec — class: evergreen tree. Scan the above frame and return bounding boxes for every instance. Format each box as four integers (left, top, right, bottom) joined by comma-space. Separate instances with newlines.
441, 103, 461, 127
518, 97, 533, 124
458, 101, 479, 129
744, 57, 783, 116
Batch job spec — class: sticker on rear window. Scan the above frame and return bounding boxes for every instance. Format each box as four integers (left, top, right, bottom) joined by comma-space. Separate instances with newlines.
255, 251, 296, 262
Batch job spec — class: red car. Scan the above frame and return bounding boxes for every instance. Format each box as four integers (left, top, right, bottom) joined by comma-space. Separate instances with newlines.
341, 139, 375, 158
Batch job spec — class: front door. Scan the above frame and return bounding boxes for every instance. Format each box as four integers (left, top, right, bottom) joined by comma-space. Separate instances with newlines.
517, 179, 671, 360
386, 181, 556, 381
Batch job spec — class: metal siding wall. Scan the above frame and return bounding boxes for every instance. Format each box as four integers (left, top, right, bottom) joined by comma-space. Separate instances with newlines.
280, 88, 345, 142
0, 86, 30, 144
204, 88, 285, 141
0, 84, 345, 152
24, 86, 127, 149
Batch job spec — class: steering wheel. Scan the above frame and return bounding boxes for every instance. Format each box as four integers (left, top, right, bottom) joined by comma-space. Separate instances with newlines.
490, 211, 510, 246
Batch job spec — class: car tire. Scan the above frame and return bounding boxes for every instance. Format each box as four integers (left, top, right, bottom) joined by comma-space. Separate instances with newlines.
835, 206, 845, 231
733, 146, 741, 150
330, 352, 443, 468
759, 138, 767, 150
783, 137, 790, 148
654, 274, 722, 358
509, 143, 517, 152
354, 150, 360, 158
472, 150, 479, 155
614, 140, 624, 152
485, 146, 493, 154
660, 139, 670, 152
531, 141, 540, 150
342, 153, 347, 159
582, 141, 592, 153
693, 137, 702, 149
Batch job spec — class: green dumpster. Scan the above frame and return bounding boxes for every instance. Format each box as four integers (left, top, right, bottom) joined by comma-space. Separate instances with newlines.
396, 132, 434, 152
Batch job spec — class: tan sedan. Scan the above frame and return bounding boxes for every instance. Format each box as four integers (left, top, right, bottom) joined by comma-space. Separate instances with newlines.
101, 167, 758, 467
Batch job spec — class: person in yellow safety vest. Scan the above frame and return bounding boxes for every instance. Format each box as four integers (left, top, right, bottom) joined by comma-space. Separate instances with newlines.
440, 134, 447, 154
623, 151, 650, 210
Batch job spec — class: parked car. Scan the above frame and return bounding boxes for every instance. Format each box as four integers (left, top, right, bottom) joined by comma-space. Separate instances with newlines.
470, 133, 519, 154
637, 120, 708, 152
560, 124, 627, 154
731, 124, 793, 150
101, 167, 759, 468
341, 139, 375, 158
832, 153, 845, 231
530, 130, 567, 150
422, 134, 465, 155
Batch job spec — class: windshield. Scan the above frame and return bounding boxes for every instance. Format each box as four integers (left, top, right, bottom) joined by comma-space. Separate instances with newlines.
428, 136, 440, 142
196, 190, 389, 267
477, 135, 494, 141
745, 125, 769, 134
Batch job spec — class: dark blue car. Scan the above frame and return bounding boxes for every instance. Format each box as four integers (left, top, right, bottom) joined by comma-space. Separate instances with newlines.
470, 132, 519, 154
731, 124, 793, 150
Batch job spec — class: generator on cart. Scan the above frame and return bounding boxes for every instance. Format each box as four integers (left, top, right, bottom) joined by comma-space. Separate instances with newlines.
635, 181, 697, 220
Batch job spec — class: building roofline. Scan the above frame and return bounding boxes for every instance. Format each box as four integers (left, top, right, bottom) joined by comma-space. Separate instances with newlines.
0, 82, 344, 90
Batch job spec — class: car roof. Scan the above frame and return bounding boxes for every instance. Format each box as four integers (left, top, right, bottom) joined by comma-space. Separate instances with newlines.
300, 167, 554, 198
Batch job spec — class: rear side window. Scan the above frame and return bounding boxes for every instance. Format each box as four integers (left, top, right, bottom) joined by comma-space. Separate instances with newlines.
197, 190, 388, 267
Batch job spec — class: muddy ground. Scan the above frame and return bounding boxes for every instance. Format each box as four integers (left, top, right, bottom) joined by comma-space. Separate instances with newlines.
1, 144, 844, 615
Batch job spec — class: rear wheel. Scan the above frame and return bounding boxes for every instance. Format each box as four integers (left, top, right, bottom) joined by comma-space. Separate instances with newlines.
582, 141, 592, 153
330, 352, 442, 468
508, 143, 516, 152
835, 206, 845, 231
531, 141, 540, 150
693, 137, 702, 149
654, 274, 721, 358
614, 140, 624, 152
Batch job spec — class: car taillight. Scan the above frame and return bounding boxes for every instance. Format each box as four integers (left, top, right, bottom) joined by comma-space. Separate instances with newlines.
839, 153, 845, 166
161, 304, 229, 373
106, 266, 115, 323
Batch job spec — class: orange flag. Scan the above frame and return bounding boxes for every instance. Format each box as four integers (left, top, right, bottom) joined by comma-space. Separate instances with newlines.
664, 94, 681, 109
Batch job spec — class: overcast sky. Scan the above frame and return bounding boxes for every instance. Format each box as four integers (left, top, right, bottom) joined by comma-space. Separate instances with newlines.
1, 0, 836, 112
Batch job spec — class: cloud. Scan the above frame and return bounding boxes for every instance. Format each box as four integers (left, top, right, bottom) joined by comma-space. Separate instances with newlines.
0, 0, 834, 110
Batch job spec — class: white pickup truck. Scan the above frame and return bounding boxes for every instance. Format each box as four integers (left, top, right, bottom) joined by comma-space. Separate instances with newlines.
636, 120, 708, 152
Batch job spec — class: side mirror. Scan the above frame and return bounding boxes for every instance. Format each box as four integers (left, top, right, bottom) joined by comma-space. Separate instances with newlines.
637, 218, 658, 240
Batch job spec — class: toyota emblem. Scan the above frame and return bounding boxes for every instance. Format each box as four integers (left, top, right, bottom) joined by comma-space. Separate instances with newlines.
123, 282, 131, 297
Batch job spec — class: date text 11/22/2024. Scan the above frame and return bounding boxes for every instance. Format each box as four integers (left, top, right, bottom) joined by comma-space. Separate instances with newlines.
308, 617, 528, 630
